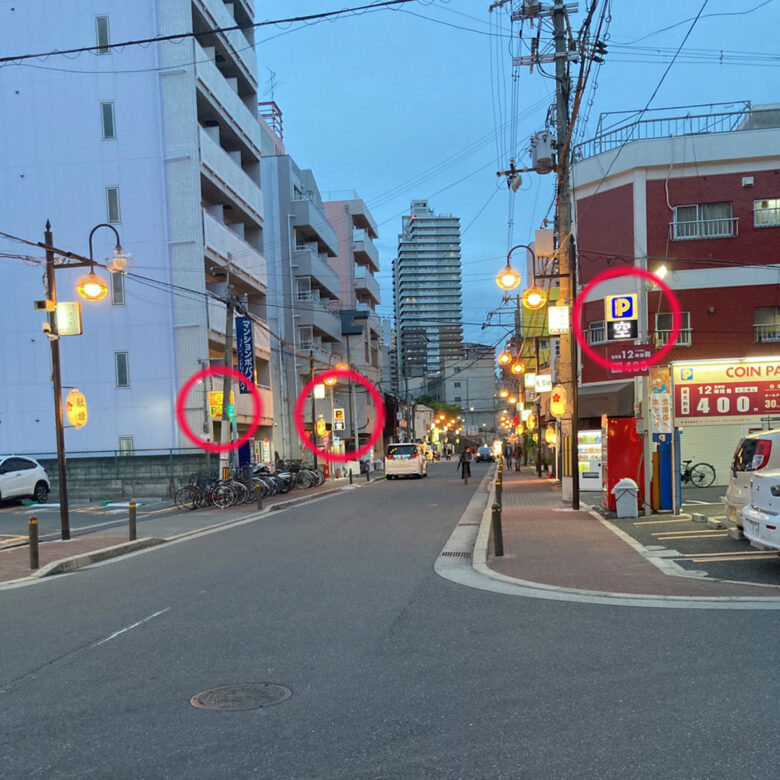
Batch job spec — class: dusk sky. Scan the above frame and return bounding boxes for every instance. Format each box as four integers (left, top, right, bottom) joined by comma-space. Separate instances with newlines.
259, 0, 780, 349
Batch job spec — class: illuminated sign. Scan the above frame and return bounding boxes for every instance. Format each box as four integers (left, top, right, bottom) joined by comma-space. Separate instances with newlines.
547, 304, 570, 335
534, 375, 552, 393
208, 390, 235, 420
605, 294, 637, 322
674, 358, 780, 425
607, 319, 638, 341
333, 408, 345, 431
55, 302, 83, 336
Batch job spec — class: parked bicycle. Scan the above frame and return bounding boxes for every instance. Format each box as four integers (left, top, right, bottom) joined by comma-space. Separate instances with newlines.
681, 459, 716, 488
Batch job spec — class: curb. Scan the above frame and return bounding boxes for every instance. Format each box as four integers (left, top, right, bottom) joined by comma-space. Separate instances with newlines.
35, 538, 166, 578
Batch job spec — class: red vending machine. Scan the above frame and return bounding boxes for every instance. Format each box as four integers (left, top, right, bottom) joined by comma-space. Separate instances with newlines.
601, 415, 645, 511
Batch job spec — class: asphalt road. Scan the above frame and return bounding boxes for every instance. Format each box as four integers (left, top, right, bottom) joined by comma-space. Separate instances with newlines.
2, 461, 779, 779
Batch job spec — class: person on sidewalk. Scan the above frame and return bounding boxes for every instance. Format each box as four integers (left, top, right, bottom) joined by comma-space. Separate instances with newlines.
505, 443, 513, 468
457, 447, 472, 481
513, 443, 522, 471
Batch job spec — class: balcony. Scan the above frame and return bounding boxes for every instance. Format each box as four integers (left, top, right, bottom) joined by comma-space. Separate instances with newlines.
355, 301, 382, 335
195, 41, 262, 159
293, 244, 340, 298
754, 323, 780, 343
352, 228, 379, 272
354, 266, 380, 304
669, 217, 738, 241
654, 329, 692, 348
235, 384, 273, 426
200, 127, 263, 225
294, 296, 342, 342
203, 210, 266, 290
291, 197, 338, 255
193, 0, 258, 88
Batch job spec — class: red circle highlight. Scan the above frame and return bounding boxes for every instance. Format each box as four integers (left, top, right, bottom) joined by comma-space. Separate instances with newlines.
294, 369, 385, 463
176, 366, 263, 453
573, 267, 681, 372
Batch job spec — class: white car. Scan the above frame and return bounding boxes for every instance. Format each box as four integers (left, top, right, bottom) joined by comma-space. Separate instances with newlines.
385, 443, 428, 479
0, 455, 50, 503
725, 429, 780, 528
741, 468, 780, 553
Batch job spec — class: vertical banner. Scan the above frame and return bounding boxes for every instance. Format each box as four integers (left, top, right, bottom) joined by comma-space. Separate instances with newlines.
650, 366, 672, 433
235, 317, 255, 394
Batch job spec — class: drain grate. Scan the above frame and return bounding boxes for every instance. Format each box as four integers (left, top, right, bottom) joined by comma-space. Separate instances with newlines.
190, 683, 292, 711
440, 551, 472, 558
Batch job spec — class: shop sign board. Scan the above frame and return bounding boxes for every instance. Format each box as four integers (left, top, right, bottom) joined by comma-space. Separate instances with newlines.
606, 343, 653, 376
534, 374, 552, 393
65, 389, 88, 429
334, 408, 345, 431
674, 358, 780, 425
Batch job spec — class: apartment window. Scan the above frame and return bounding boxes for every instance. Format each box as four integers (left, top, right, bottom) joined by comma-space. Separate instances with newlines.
95, 16, 110, 54
671, 202, 735, 240
588, 320, 606, 345
100, 101, 116, 139
111, 271, 125, 305
119, 436, 134, 455
115, 351, 130, 387
298, 326, 313, 350
106, 187, 121, 223
655, 312, 692, 347
296, 277, 312, 301
754, 307, 780, 343
754, 198, 780, 228
454, 396, 462, 402
454, 381, 461, 388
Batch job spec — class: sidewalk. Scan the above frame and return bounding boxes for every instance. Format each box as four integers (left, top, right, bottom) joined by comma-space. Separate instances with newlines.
0, 474, 372, 586
486, 467, 777, 598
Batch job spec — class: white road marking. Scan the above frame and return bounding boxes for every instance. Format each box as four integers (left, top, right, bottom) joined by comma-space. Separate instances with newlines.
93, 608, 171, 647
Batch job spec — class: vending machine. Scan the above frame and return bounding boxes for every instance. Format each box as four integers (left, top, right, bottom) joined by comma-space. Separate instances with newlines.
577, 430, 602, 493
601, 416, 645, 511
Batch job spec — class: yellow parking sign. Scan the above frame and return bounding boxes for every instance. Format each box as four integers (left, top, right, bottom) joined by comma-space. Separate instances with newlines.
605, 294, 637, 321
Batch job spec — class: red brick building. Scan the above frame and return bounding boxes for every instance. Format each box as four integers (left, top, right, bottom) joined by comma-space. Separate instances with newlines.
571, 102, 780, 483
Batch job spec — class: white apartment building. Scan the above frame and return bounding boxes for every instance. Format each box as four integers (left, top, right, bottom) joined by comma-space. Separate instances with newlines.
0, 0, 273, 459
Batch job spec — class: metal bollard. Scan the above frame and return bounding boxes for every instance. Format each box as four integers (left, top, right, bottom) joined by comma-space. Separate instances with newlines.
495, 477, 502, 507
29, 517, 39, 570
491, 503, 504, 557
349, 468, 353, 485
255, 485, 264, 511
128, 501, 137, 541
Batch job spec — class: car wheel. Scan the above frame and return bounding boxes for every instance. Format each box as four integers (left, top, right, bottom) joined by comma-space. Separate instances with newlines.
33, 482, 49, 503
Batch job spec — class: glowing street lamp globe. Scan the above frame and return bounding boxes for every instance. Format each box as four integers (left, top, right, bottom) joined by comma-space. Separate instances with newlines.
522, 285, 547, 310
76, 270, 108, 301
511, 361, 525, 376
496, 264, 521, 291
499, 389, 509, 399
498, 350, 513, 366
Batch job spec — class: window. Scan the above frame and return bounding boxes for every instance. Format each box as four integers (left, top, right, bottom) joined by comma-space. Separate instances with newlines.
655, 312, 691, 347
106, 187, 121, 223
100, 102, 116, 139
95, 16, 110, 54
454, 396, 462, 402
298, 326, 313, 350
115, 352, 130, 387
296, 277, 311, 301
588, 320, 605, 345
111, 271, 125, 305
754, 307, 780, 342
119, 437, 134, 455
754, 198, 780, 228
672, 202, 735, 240
454, 381, 461, 388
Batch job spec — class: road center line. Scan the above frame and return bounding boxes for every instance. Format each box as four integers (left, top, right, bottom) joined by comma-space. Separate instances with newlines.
92, 608, 171, 647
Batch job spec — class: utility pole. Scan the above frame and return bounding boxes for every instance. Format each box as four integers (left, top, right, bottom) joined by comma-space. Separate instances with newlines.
535, 337, 543, 478
219, 253, 235, 479
346, 335, 359, 453
44, 221, 70, 540
309, 350, 318, 469
552, 0, 580, 510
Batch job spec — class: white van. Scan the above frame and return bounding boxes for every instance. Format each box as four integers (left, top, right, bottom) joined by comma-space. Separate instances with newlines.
741, 468, 780, 553
385, 443, 428, 479
725, 429, 780, 527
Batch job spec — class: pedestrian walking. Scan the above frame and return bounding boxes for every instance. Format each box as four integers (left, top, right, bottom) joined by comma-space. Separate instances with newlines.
458, 447, 473, 484
505, 443, 513, 468
513, 443, 522, 472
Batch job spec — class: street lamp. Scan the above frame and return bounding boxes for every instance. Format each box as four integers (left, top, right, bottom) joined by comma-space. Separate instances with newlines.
39, 221, 128, 540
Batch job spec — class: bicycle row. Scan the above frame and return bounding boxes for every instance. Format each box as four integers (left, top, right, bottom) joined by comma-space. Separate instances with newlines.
173, 463, 327, 511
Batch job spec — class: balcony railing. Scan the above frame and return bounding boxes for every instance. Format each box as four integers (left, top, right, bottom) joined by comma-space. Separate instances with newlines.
670, 217, 738, 241
754, 323, 780, 343
654, 329, 692, 347
203, 210, 266, 288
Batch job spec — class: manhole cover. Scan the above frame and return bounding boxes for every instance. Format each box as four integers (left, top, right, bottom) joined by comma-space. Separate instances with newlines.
190, 683, 292, 710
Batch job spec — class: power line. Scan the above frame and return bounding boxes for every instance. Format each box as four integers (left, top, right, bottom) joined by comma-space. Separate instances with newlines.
0, 1, 421, 65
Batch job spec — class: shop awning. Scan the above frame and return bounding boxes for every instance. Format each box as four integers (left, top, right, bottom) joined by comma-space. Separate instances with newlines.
577, 381, 635, 419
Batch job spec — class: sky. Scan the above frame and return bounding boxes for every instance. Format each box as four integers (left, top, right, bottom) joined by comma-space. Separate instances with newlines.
257, 0, 780, 352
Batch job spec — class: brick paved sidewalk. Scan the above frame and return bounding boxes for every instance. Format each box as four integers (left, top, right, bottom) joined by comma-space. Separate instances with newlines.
487, 467, 776, 597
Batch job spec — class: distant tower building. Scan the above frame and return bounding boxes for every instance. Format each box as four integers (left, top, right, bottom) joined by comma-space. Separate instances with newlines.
393, 200, 463, 382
